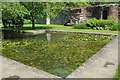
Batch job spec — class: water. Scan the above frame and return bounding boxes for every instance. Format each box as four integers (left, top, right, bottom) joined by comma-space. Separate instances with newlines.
1, 31, 114, 78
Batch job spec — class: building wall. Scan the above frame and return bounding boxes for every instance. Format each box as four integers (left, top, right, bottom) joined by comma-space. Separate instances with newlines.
36, 17, 46, 24
84, 5, 118, 20
50, 9, 71, 25
108, 5, 118, 20
84, 6, 101, 19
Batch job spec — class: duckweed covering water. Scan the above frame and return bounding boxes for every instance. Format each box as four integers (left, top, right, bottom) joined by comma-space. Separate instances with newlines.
2, 31, 115, 78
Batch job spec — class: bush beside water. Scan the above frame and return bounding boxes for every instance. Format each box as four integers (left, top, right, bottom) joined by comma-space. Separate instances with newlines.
73, 18, 119, 30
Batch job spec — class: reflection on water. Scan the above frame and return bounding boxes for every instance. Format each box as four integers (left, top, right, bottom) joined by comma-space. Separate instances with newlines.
47, 33, 51, 42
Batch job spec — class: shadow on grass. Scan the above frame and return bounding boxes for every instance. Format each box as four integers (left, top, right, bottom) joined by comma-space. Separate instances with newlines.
1, 26, 53, 31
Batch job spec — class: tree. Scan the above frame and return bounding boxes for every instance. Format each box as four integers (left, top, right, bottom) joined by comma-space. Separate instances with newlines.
21, 2, 66, 29
63, 2, 92, 7
93, 2, 118, 5
2, 2, 28, 27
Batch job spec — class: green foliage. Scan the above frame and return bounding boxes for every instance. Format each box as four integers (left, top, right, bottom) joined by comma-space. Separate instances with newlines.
85, 18, 119, 30
98, 19, 114, 27
2, 31, 115, 78
64, 2, 91, 7
24, 20, 32, 24
21, 2, 46, 18
85, 18, 99, 28
2, 2, 28, 20
48, 2, 67, 19
103, 20, 119, 30
109, 21, 119, 30
0, 20, 2, 24
2, 2, 28, 27
93, 2, 118, 5
73, 24, 87, 29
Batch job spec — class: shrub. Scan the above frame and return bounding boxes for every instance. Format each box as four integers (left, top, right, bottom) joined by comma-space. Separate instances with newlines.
85, 18, 99, 28
98, 19, 114, 28
86, 19, 114, 28
110, 21, 119, 30
85, 18, 119, 30
104, 21, 119, 30
73, 24, 87, 29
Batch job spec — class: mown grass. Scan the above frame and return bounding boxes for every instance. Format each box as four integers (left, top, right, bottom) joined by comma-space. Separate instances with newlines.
0, 24, 118, 34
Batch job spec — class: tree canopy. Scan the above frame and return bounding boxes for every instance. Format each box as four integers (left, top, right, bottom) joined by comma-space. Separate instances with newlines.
63, 2, 93, 7
2, 2, 28, 27
2, 2, 28, 20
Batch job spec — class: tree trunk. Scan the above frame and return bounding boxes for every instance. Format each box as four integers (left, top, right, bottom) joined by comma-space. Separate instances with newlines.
32, 16, 35, 29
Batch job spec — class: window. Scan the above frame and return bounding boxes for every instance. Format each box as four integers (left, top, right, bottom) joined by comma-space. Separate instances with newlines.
71, 9, 81, 13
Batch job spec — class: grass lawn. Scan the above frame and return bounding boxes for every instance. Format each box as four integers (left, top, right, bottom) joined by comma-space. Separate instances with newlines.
114, 64, 120, 80
0, 24, 118, 34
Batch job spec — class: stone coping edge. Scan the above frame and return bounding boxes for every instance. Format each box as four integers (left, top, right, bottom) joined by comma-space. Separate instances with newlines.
45, 30, 118, 36
0, 30, 118, 36
0, 56, 60, 78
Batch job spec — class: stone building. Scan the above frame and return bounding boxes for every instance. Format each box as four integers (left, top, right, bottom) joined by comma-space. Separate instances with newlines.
37, 4, 119, 25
